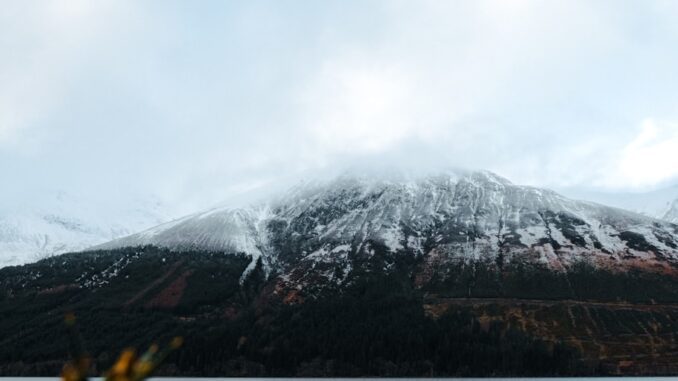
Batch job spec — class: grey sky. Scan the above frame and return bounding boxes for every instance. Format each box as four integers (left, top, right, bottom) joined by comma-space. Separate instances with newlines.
2, 1, 678, 214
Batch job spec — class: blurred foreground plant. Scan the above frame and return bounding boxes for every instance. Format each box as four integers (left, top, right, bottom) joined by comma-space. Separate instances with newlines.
61, 313, 182, 381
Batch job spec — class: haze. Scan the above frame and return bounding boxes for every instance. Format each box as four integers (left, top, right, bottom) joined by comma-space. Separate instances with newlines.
2, 0, 678, 215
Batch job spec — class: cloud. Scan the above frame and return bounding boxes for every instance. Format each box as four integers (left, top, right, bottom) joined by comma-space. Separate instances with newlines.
0, 1, 135, 150
297, 58, 427, 155
3, 1, 678, 212
604, 119, 678, 189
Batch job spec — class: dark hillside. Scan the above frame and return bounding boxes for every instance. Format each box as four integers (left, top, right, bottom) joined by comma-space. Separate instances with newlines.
3, 246, 678, 375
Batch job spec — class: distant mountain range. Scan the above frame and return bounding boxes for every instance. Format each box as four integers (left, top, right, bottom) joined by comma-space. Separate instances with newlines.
0, 190, 171, 267
561, 185, 678, 223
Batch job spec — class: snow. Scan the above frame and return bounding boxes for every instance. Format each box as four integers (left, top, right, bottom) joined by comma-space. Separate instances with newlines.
406, 235, 424, 255
560, 185, 678, 223
0, 190, 172, 268
663, 199, 678, 223
331, 244, 351, 253
380, 228, 404, 252
516, 225, 544, 247
12, 169, 677, 286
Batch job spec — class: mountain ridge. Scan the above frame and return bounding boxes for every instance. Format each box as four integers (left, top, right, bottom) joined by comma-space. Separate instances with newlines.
95, 170, 678, 289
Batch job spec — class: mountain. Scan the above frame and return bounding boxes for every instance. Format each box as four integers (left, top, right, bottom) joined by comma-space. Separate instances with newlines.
560, 185, 678, 223
0, 190, 171, 268
4, 170, 678, 376
663, 198, 678, 223
98, 170, 678, 288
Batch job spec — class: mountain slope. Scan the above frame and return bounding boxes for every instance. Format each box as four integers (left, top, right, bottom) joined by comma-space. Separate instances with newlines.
97, 170, 678, 289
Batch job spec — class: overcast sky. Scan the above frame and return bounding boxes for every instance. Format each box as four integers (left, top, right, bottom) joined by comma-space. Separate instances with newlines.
2, 0, 678, 214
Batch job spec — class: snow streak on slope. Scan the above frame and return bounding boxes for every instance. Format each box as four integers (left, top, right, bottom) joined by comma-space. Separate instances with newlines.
99, 206, 274, 281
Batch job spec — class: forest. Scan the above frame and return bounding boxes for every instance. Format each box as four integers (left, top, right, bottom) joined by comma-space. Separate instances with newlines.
2, 246, 678, 376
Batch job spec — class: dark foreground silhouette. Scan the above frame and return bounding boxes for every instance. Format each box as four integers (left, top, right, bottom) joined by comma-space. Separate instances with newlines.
3, 246, 678, 376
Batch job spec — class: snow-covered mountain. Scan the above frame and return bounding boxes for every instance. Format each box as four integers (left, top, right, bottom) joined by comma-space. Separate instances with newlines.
665, 198, 678, 223
6, 171, 678, 376
0, 190, 171, 267
97, 170, 678, 286
560, 186, 678, 223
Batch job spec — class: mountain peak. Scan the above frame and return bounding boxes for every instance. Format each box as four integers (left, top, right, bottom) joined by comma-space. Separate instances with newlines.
95, 170, 678, 286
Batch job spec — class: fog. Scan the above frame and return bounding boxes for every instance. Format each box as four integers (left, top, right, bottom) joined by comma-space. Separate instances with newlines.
2, 1, 678, 215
